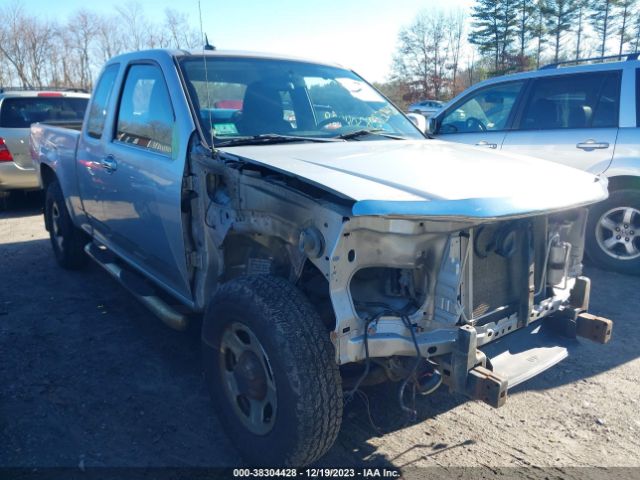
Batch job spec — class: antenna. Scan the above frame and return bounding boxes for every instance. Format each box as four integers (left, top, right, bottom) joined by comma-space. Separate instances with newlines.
204, 34, 216, 51
198, 0, 215, 149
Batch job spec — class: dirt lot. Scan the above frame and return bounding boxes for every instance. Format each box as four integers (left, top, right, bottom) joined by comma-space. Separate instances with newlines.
1, 193, 640, 476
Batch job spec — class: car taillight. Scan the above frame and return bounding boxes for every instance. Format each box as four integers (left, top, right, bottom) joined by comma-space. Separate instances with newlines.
38, 92, 63, 97
0, 137, 14, 162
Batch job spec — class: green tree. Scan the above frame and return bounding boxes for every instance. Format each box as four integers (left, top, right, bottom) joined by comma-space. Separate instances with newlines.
514, 0, 536, 59
531, 0, 548, 67
543, 0, 580, 62
589, 0, 618, 57
469, 0, 518, 73
574, 0, 588, 59
616, 0, 637, 54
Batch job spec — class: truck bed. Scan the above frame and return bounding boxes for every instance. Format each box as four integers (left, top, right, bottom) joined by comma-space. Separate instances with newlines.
30, 123, 82, 196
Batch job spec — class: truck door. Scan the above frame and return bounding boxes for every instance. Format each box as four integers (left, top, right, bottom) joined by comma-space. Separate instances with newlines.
501, 70, 620, 173
434, 81, 525, 151
97, 62, 192, 302
77, 64, 120, 226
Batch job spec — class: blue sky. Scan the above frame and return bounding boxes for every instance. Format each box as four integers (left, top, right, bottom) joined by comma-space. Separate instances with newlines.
21, 0, 474, 82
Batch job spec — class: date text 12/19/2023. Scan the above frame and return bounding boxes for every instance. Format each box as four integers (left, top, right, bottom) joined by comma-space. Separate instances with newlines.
232, 468, 402, 478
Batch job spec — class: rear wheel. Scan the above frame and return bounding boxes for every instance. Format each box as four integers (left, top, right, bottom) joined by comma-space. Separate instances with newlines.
202, 275, 342, 466
44, 180, 88, 270
586, 189, 640, 275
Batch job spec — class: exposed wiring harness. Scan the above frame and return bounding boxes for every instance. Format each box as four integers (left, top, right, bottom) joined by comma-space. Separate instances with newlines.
343, 309, 386, 404
345, 302, 433, 426
398, 314, 421, 421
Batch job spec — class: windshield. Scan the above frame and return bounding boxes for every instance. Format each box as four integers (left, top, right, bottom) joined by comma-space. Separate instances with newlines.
179, 56, 423, 145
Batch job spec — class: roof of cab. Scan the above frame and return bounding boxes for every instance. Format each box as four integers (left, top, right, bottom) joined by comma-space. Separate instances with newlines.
108, 48, 346, 70
470, 57, 639, 91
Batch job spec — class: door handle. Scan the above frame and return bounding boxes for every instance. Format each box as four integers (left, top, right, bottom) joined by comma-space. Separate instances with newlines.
475, 140, 497, 149
576, 140, 609, 151
100, 155, 117, 173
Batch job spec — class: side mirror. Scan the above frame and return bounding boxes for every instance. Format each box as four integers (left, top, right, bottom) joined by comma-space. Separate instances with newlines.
426, 117, 437, 135
407, 112, 427, 134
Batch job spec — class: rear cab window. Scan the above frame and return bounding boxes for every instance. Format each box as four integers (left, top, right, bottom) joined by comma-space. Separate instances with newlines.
516, 71, 621, 130
0, 96, 88, 128
86, 64, 120, 139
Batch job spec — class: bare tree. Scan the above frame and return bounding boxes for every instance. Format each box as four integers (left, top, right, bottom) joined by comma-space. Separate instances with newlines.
0, 1, 205, 89
65, 10, 99, 89
115, 2, 151, 52
447, 9, 465, 94
0, 2, 33, 86
428, 11, 449, 99
392, 9, 466, 100
392, 14, 432, 99
23, 17, 55, 87
164, 9, 201, 49
94, 15, 126, 66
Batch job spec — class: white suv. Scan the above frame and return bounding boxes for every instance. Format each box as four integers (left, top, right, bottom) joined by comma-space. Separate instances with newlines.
429, 54, 640, 274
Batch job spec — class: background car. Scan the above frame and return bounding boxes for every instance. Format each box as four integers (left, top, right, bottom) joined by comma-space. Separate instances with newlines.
428, 54, 640, 275
408, 99, 443, 117
0, 88, 89, 196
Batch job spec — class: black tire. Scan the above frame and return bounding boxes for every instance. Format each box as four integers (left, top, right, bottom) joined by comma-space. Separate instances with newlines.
0, 191, 10, 210
202, 275, 342, 466
44, 180, 88, 270
586, 189, 640, 275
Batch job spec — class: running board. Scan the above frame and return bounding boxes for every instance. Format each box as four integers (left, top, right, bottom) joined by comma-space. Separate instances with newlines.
84, 243, 188, 331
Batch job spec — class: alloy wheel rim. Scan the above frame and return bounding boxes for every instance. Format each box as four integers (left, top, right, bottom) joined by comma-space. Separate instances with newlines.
595, 206, 640, 260
51, 202, 64, 251
219, 322, 277, 435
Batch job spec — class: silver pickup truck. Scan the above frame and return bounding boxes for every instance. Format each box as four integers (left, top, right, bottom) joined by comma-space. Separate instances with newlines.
30, 49, 614, 467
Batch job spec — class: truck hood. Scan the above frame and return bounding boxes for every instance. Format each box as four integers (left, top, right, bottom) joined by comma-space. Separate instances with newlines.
222, 139, 608, 219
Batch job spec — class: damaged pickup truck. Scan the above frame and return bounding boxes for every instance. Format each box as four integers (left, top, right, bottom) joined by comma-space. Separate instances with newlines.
30, 49, 614, 466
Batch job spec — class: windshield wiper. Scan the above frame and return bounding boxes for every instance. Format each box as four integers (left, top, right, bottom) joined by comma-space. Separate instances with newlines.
334, 129, 406, 140
215, 133, 344, 147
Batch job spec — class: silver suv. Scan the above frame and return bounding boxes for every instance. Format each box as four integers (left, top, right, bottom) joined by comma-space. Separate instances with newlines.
0, 88, 89, 194
408, 99, 443, 117
429, 54, 640, 274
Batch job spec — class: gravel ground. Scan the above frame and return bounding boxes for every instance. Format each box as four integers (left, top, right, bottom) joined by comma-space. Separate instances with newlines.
1, 193, 639, 477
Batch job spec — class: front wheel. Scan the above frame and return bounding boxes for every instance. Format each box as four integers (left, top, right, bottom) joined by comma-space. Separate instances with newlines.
586, 189, 640, 275
202, 275, 342, 466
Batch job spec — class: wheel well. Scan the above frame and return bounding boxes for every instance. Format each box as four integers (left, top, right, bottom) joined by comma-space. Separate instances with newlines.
221, 233, 294, 282
40, 165, 57, 231
607, 175, 640, 192
219, 233, 335, 329
297, 260, 335, 330
40, 164, 56, 190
